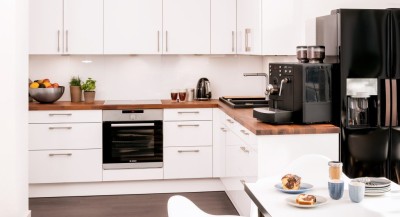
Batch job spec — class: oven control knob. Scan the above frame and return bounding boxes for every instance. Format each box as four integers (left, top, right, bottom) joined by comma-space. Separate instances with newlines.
130, 114, 137, 120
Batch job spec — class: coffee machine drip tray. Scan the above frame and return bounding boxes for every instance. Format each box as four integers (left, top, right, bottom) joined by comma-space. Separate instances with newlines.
253, 107, 293, 124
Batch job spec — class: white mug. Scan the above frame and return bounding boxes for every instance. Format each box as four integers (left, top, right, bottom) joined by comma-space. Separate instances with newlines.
349, 181, 365, 203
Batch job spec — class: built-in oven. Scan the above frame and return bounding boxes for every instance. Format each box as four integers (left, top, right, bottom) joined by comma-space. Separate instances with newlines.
102, 109, 163, 169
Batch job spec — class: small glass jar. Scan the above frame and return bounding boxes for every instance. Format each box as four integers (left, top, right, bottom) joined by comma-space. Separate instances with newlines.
296, 46, 309, 63
328, 161, 343, 180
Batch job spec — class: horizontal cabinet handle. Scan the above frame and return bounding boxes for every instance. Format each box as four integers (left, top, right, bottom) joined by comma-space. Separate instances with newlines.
177, 150, 200, 153
240, 179, 246, 185
240, 146, 249, 153
49, 127, 72, 130
220, 127, 227, 132
111, 123, 154, 127
49, 153, 72, 157
49, 113, 72, 116
177, 111, 200, 114
240, 129, 250, 135
178, 124, 200, 127
226, 119, 234, 124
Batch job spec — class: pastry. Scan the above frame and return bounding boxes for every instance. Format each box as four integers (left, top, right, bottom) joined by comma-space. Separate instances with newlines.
281, 174, 301, 190
296, 194, 316, 205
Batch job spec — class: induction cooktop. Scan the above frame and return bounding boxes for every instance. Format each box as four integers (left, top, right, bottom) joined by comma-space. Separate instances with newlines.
104, 100, 162, 105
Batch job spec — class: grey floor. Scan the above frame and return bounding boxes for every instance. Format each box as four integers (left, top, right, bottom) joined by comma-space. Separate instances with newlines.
29, 191, 239, 217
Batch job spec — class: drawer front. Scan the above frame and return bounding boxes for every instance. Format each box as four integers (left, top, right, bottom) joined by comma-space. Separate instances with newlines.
29, 123, 102, 150
234, 124, 257, 146
29, 149, 102, 184
164, 146, 212, 179
164, 121, 212, 147
164, 108, 212, 121
29, 110, 102, 123
224, 115, 237, 130
213, 108, 227, 124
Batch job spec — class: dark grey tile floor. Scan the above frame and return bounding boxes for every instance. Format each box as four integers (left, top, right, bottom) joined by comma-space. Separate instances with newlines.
29, 191, 238, 217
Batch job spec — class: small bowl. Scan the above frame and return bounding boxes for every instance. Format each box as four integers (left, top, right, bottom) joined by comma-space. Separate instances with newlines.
29, 86, 65, 103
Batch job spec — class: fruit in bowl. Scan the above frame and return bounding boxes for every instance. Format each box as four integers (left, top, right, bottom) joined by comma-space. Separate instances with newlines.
29, 78, 64, 103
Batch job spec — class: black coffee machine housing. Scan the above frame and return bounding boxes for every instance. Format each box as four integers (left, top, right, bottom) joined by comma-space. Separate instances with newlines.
253, 63, 337, 124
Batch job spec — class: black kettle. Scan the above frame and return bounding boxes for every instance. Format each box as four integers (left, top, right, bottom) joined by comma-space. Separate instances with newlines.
196, 78, 211, 101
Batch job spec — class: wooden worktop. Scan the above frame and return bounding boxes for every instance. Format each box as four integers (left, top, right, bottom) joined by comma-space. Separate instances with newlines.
29, 100, 339, 135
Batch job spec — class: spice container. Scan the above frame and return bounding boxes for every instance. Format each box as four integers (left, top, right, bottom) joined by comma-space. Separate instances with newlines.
328, 161, 343, 180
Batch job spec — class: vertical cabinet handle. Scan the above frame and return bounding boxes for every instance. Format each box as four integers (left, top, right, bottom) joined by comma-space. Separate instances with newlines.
232, 31, 235, 52
165, 31, 168, 52
385, 79, 390, 126
65, 30, 69, 53
245, 28, 251, 52
57, 30, 60, 52
392, 79, 398, 126
157, 31, 160, 52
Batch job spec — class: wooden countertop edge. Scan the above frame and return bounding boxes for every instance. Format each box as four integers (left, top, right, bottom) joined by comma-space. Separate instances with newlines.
29, 100, 339, 135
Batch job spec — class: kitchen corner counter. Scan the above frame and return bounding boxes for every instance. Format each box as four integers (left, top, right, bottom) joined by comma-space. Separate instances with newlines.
217, 101, 340, 135
29, 99, 339, 135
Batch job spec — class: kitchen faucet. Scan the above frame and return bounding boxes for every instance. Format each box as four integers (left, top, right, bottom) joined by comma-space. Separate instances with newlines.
243, 73, 272, 100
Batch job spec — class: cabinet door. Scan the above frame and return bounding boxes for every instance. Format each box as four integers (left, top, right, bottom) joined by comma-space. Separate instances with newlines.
29, 149, 102, 184
30, 0, 63, 54
211, 0, 236, 54
213, 117, 227, 177
104, 0, 162, 54
163, 0, 210, 54
64, 0, 103, 54
164, 146, 212, 179
237, 0, 262, 55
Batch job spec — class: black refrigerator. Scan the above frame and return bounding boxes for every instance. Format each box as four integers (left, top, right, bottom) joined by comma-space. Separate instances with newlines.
317, 9, 400, 184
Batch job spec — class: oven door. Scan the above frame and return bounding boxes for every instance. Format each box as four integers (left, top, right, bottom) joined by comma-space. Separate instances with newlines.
103, 120, 163, 169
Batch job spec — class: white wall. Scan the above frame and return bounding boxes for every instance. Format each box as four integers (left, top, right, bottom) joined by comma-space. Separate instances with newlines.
0, 0, 29, 217
29, 55, 265, 101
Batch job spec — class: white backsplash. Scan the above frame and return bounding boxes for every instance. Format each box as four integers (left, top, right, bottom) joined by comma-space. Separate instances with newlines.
29, 55, 266, 101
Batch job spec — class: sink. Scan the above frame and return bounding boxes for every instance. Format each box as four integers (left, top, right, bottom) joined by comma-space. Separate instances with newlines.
219, 96, 269, 108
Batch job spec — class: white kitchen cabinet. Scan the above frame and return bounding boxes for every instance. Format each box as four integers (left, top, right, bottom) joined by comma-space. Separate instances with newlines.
237, 0, 262, 55
30, 0, 64, 54
163, 0, 210, 54
29, 123, 102, 150
164, 121, 213, 147
29, 110, 102, 184
29, 110, 102, 123
29, 149, 102, 184
212, 109, 227, 177
164, 108, 212, 121
104, 0, 162, 54
211, 0, 237, 54
164, 146, 213, 179
163, 108, 213, 179
29, 0, 103, 54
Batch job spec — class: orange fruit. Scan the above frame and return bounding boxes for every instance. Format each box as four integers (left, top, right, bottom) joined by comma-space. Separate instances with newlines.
30, 82, 39, 88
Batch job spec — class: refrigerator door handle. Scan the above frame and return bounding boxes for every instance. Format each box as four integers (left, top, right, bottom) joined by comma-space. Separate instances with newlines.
392, 79, 398, 126
385, 79, 391, 127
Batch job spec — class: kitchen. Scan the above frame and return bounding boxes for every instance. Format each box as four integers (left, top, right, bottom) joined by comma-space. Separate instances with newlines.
2, 0, 400, 217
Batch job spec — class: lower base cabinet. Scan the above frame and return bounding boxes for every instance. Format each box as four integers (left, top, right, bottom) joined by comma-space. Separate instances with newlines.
29, 149, 102, 184
164, 146, 212, 179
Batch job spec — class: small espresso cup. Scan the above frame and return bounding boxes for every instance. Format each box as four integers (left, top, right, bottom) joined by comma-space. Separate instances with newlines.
328, 179, 344, 200
349, 181, 365, 203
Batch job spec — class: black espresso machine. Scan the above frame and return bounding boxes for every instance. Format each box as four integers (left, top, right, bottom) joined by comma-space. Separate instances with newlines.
253, 63, 338, 124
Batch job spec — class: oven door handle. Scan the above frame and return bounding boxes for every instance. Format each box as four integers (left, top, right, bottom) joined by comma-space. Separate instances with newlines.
110, 123, 155, 127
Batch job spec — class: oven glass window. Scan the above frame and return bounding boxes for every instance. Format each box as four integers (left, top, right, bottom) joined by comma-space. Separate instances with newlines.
103, 121, 163, 164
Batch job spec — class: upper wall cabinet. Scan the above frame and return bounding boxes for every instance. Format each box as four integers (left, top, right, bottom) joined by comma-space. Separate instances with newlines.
237, 0, 262, 55
211, 0, 237, 54
30, 0, 103, 55
163, 0, 210, 54
104, 0, 162, 54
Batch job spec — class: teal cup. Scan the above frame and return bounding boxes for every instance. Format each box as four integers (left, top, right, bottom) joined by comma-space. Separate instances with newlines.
349, 181, 365, 203
328, 179, 344, 200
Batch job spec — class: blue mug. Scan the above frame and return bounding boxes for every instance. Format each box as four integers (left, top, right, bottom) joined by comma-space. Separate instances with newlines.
328, 180, 344, 200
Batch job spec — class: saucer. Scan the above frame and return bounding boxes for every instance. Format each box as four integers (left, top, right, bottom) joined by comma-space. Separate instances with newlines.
275, 183, 313, 194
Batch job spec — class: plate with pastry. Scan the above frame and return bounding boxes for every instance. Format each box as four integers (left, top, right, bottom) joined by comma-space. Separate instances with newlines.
275, 174, 313, 194
285, 194, 328, 208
